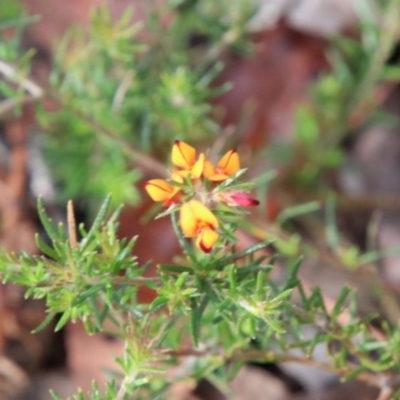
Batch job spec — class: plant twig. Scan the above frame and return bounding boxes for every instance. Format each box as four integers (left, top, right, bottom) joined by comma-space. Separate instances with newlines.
376, 386, 394, 400
163, 346, 386, 389
0, 60, 44, 116
0, 60, 43, 98
116, 373, 138, 400
67, 200, 77, 250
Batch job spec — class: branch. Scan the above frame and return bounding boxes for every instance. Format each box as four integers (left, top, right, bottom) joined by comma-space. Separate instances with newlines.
163, 346, 387, 390
0, 60, 44, 116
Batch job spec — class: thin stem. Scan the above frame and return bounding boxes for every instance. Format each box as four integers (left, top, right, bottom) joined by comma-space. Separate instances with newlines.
171, 211, 198, 266
376, 386, 394, 400
110, 276, 160, 285
163, 347, 385, 389
0, 59, 44, 116
0, 60, 43, 97
116, 373, 138, 400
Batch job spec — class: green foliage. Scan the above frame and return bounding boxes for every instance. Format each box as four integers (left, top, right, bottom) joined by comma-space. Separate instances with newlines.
50, 382, 118, 400
1, 196, 144, 334
1, 194, 399, 399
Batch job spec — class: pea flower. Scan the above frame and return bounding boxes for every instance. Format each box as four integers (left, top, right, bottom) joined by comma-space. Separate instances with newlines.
144, 179, 181, 206
172, 140, 205, 179
203, 149, 240, 181
214, 191, 260, 207
180, 200, 219, 253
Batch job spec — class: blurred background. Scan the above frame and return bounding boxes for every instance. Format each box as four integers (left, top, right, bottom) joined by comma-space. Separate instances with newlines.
1, 0, 400, 399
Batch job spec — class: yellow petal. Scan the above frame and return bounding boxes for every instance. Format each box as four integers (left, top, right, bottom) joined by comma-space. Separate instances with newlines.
145, 179, 174, 202
172, 140, 196, 169
188, 200, 219, 229
217, 149, 240, 176
172, 169, 191, 178
191, 153, 205, 179
179, 201, 198, 237
170, 172, 184, 183
196, 228, 219, 253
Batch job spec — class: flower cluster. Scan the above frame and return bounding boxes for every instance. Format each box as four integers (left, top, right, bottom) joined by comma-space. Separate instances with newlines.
145, 140, 259, 253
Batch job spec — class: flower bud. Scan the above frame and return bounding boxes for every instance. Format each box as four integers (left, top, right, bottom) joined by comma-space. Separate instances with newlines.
215, 191, 259, 207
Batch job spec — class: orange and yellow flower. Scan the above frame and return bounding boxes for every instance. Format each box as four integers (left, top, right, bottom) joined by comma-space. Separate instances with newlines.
180, 200, 219, 253
172, 140, 205, 179
203, 149, 240, 181
144, 179, 181, 206
145, 141, 257, 252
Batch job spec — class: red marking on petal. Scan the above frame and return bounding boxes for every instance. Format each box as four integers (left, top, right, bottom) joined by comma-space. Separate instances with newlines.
199, 240, 212, 253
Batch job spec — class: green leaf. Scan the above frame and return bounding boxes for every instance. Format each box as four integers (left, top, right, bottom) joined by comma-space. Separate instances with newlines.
189, 295, 208, 348
331, 286, 351, 321
284, 256, 303, 289
74, 284, 104, 305
32, 312, 56, 333
80, 194, 112, 251
35, 233, 59, 260
228, 265, 237, 297
236, 263, 272, 279
271, 289, 293, 304
325, 193, 339, 250
190, 298, 200, 348
49, 390, 63, 400
226, 360, 244, 381
305, 286, 328, 314
215, 239, 275, 269
150, 296, 168, 314
265, 317, 285, 334
55, 309, 72, 331
37, 197, 60, 242
255, 270, 266, 302
158, 264, 194, 274
276, 201, 320, 224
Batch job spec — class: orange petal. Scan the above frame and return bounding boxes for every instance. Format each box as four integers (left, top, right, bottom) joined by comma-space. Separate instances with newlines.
217, 149, 240, 176
188, 200, 219, 229
179, 201, 198, 237
145, 179, 174, 202
203, 159, 216, 179
196, 227, 219, 253
172, 140, 196, 169
207, 173, 230, 182
191, 153, 205, 179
